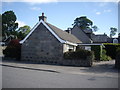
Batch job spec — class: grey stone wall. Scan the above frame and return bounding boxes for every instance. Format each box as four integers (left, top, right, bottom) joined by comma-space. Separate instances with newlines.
61, 55, 93, 67
21, 23, 63, 63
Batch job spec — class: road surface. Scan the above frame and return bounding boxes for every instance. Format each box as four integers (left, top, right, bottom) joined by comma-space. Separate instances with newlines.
2, 65, 118, 88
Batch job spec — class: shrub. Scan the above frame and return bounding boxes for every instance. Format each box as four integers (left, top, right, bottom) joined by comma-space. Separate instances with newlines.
64, 48, 94, 60
91, 45, 102, 61
3, 39, 21, 60
101, 49, 112, 61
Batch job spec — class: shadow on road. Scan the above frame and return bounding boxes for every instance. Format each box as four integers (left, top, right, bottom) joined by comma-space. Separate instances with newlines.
1, 64, 60, 73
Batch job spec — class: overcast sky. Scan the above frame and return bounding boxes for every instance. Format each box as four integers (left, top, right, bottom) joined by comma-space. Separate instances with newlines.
2, 0, 119, 37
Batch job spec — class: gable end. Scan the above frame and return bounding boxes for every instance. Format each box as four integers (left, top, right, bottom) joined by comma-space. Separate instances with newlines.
20, 20, 65, 44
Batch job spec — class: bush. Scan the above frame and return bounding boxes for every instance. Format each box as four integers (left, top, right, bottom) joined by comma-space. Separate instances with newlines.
91, 45, 102, 61
3, 39, 21, 60
103, 43, 120, 59
64, 49, 94, 60
101, 49, 112, 61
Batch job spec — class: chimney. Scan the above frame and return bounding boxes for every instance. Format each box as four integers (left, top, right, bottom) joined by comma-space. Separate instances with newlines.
65, 28, 72, 34
39, 12, 47, 22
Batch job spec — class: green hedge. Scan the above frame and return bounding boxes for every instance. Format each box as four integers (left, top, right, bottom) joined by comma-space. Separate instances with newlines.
103, 43, 120, 59
115, 47, 120, 69
3, 39, 21, 60
64, 49, 94, 60
91, 45, 102, 61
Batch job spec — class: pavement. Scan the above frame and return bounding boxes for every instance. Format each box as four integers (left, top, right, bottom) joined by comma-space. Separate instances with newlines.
0, 59, 119, 78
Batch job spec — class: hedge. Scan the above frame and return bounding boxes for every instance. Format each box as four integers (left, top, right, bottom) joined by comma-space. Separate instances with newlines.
91, 45, 102, 61
115, 47, 120, 69
64, 48, 94, 60
103, 43, 120, 59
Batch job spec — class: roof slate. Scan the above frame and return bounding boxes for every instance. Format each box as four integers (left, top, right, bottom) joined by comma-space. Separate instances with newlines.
46, 22, 82, 44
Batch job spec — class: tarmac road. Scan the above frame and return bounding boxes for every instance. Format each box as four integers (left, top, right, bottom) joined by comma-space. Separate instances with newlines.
2, 64, 118, 88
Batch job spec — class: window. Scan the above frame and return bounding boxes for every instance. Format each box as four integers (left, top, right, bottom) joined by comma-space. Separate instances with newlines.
85, 46, 91, 51
68, 45, 74, 51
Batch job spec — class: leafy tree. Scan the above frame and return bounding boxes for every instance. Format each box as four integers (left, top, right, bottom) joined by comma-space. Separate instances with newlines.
110, 27, 117, 38
17, 25, 31, 40
2, 11, 31, 42
92, 25, 99, 32
2, 11, 18, 40
72, 16, 98, 32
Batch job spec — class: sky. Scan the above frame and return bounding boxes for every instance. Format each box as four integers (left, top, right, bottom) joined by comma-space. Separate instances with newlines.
1, 0, 119, 37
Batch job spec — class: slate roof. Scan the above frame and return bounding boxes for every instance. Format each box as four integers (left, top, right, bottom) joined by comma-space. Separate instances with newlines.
91, 34, 108, 43
46, 22, 82, 44
71, 25, 93, 44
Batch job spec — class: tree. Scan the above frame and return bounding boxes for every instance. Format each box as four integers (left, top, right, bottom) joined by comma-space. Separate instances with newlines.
2, 11, 18, 41
72, 16, 98, 32
110, 27, 117, 38
17, 25, 31, 40
92, 25, 99, 32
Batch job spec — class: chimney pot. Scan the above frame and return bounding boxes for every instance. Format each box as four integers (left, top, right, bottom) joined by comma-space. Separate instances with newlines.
39, 12, 47, 22
42, 12, 44, 16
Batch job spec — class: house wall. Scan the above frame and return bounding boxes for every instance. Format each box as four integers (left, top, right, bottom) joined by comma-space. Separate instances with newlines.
21, 23, 63, 63
63, 44, 76, 52
71, 26, 92, 44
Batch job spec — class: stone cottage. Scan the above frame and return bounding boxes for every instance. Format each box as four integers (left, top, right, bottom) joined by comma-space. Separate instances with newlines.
20, 13, 81, 63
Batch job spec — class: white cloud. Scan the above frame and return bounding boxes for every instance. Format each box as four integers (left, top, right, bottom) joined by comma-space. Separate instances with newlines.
103, 9, 111, 13
96, 12, 101, 15
30, 7, 41, 11
16, 20, 26, 27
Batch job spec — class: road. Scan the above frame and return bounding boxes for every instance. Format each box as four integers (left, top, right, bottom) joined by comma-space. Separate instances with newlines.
2, 65, 118, 88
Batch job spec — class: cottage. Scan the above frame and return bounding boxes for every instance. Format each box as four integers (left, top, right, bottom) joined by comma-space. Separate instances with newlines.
20, 13, 81, 63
